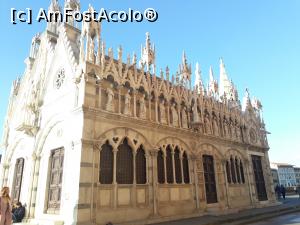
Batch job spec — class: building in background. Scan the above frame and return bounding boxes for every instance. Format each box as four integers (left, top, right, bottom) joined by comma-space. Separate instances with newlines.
271, 168, 279, 187
271, 163, 297, 187
294, 167, 300, 186
0, 1, 276, 225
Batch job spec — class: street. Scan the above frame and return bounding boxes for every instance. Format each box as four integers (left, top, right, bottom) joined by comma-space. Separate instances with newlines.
246, 212, 300, 225
154, 195, 300, 225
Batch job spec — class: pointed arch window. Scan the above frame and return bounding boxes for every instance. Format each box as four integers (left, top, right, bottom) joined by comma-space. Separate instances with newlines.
99, 141, 113, 184
182, 151, 190, 183
230, 157, 237, 183
166, 145, 174, 183
157, 149, 165, 184
226, 160, 231, 183
235, 158, 241, 183
136, 146, 146, 184
240, 160, 245, 183
117, 138, 133, 184
174, 147, 182, 183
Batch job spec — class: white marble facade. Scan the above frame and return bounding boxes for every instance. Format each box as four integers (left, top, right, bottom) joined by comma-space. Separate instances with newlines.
0, 1, 276, 225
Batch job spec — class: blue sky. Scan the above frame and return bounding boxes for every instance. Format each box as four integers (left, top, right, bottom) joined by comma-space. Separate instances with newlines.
0, 0, 299, 166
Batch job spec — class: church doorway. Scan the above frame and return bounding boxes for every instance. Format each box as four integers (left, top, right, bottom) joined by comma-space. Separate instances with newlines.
11, 158, 24, 202
251, 155, 268, 201
203, 155, 218, 204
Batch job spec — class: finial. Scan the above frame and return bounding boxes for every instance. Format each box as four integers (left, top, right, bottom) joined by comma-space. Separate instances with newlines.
209, 66, 214, 80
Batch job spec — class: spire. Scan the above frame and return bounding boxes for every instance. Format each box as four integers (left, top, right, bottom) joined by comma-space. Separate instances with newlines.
47, 0, 61, 34
139, 32, 156, 73
64, 0, 80, 27
242, 88, 252, 111
178, 51, 191, 88
194, 62, 204, 94
208, 66, 218, 97
219, 58, 232, 98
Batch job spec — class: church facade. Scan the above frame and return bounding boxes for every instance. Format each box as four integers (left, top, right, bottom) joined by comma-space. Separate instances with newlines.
0, 1, 276, 225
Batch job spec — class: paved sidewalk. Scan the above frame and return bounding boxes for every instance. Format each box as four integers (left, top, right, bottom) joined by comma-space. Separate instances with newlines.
153, 195, 300, 225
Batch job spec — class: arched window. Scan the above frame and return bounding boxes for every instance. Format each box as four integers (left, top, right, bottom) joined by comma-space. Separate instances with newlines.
166, 145, 174, 183
174, 147, 182, 183
157, 149, 165, 184
230, 157, 237, 183
235, 158, 241, 183
182, 151, 190, 183
240, 160, 245, 183
136, 146, 146, 184
99, 141, 113, 184
226, 160, 231, 183
117, 138, 133, 184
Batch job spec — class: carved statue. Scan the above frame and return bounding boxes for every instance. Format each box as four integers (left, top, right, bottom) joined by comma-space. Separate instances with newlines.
212, 117, 219, 136
159, 100, 167, 124
236, 125, 241, 141
192, 101, 199, 123
171, 103, 178, 127
139, 94, 147, 119
123, 90, 131, 116
181, 106, 188, 129
106, 85, 114, 112
224, 119, 229, 138
204, 114, 211, 134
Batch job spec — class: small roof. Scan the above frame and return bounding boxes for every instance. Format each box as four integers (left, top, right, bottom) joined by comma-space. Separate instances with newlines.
271, 162, 295, 167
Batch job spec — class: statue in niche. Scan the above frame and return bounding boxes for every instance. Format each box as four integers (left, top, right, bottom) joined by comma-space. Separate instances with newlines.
232, 123, 237, 140
106, 84, 115, 112
123, 90, 131, 116
204, 114, 211, 134
223, 119, 229, 138
212, 117, 219, 136
229, 122, 234, 139
236, 125, 241, 141
139, 94, 147, 119
171, 103, 178, 127
192, 101, 199, 123
159, 99, 167, 124
181, 106, 188, 129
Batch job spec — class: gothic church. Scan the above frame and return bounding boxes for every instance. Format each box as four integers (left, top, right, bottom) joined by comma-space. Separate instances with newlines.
0, 1, 276, 224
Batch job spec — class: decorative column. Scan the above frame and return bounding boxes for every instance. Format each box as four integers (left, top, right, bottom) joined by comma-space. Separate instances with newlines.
180, 153, 184, 184
148, 96, 151, 121
133, 90, 137, 117
113, 148, 118, 209
24, 154, 37, 219
155, 96, 158, 123
118, 87, 121, 114
172, 150, 176, 183
28, 153, 41, 218
222, 160, 230, 208
166, 101, 170, 126
245, 158, 254, 205
163, 152, 167, 184
150, 150, 158, 216
264, 152, 276, 202
192, 156, 200, 210
132, 150, 137, 207
1, 163, 9, 187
